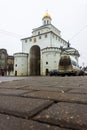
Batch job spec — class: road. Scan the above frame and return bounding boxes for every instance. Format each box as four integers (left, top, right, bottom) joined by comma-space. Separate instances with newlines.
0, 76, 87, 130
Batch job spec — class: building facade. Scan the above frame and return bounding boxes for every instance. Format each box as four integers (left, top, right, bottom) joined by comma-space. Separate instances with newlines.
14, 13, 80, 76
0, 49, 14, 76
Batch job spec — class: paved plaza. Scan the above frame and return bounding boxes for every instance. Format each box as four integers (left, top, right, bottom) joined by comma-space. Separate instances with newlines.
0, 76, 87, 130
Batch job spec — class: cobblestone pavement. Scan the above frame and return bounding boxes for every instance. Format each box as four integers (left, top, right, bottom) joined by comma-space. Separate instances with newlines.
0, 76, 87, 130
0, 76, 28, 82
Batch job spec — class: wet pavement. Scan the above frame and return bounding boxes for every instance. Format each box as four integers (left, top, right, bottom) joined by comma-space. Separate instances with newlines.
0, 76, 87, 130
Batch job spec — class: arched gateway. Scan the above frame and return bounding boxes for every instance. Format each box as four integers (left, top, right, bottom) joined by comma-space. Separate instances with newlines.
30, 45, 40, 75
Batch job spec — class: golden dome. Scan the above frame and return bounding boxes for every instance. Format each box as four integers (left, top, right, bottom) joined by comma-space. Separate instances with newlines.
43, 13, 51, 19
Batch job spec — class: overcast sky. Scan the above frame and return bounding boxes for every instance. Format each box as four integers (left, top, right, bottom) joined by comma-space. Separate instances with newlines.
0, 0, 87, 66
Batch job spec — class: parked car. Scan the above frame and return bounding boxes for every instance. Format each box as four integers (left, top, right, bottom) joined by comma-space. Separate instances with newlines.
49, 69, 59, 76
79, 69, 85, 76
82, 67, 87, 76
84, 70, 87, 75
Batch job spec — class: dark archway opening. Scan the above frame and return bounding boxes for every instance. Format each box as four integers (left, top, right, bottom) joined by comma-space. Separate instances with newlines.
30, 45, 40, 75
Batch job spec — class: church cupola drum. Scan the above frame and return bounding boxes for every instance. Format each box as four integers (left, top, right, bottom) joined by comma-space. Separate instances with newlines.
42, 12, 52, 25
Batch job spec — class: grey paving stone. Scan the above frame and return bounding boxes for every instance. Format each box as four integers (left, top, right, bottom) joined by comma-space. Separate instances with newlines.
0, 96, 53, 118
0, 88, 32, 96
34, 102, 87, 130
21, 85, 70, 92
0, 114, 69, 130
68, 88, 87, 94
0, 76, 87, 89
23, 91, 87, 104
0, 76, 87, 130
0, 80, 30, 89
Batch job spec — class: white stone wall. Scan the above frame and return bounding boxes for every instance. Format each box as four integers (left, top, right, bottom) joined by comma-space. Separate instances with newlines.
32, 24, 61, 37
22, 32, 68, 54
49, 25, 61, 37
41, 48, 61, 75
14, 53, 28, 76
22, 33, 51, 53
32, 28, 50, 36
50, 33, 68, 48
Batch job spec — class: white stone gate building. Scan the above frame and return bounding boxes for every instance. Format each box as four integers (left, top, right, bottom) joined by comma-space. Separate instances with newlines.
14, 13, 79, 76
